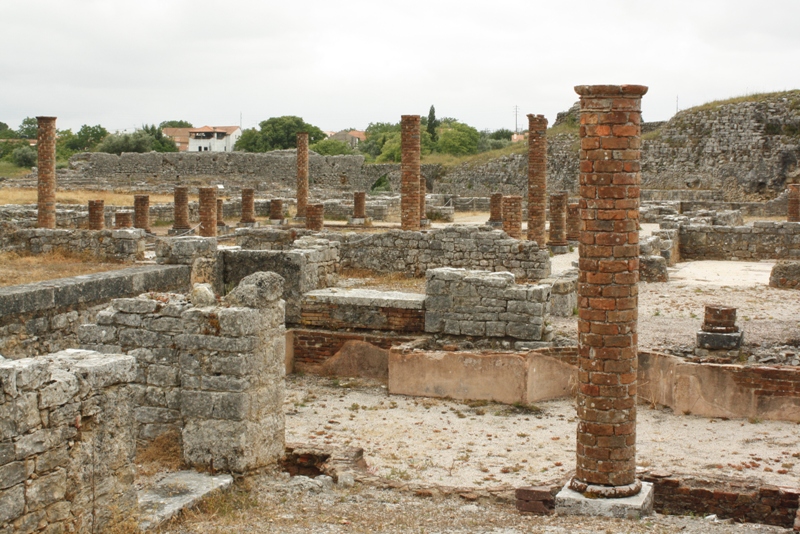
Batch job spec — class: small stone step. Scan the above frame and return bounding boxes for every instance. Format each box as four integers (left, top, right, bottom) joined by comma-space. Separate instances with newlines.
138, 470, 233, 530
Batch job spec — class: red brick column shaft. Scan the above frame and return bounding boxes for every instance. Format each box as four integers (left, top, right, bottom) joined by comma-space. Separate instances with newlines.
489, 192, 503, 223
548, 191, 568, 247
353, 192, 366, 219
527, 114, 548, 246
173, 186, 190, 230
134, 195, 150, 233
571, 84, 648, 498
270, 199, 284, 220
241, 188, 255, 223
296, 132, 309, 218
401, 115, 421, 231
567, 201, 581, 242
199, 187, 217, 237
115, 211, 133, 228
419, 176, 427, 222
306, 203, 324, 231
36, 116, 57, 229
88, 200, 105, 230
217, 198, 225, 225
502, 195, 522, 239
788, 184, 800, 222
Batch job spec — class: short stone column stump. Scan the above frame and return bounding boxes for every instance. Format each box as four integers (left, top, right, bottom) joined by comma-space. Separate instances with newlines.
696, 305, 743, 351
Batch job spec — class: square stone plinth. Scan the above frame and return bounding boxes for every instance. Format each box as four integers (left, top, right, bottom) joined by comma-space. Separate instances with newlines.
697, 330, 743, 350
555, 482, 653, 519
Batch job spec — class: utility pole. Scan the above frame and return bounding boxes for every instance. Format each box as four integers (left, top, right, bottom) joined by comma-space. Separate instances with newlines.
676, 96, 679, 114
514, 105, 519, 134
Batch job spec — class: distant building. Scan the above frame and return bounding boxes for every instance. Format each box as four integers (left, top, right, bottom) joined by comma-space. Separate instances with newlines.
330, 130, 366, 148
186, 126, 242, 152
511, 132, 527, 143
162, 128, 191, 151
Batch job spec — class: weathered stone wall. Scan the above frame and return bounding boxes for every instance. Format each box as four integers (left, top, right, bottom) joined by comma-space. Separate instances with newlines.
424, 267, 552, 342
0, 227, 146, 262
679, 221, 800, 260
332, 226, 551, 280
78, 273, 286, 472
0, 349, 137, 533
0, 265, 190, 359
769, 260, 800, 289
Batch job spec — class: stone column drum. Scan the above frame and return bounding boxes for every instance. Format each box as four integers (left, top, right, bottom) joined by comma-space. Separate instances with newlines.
789, 184, 800, 222
134, 195, 150, 233
571, 84, 648, 498
241, 188, 256, 224
488, 192, 503, 227
173, 186, 190, 231
36, 116, 57, 229
270, 199, 284, 222
306, 203, 324, 231
199, 187, 217, 237
567, 201, 581, 242
419, 176, 428, 225
354, 191, 366, 219
296, 132, 309, 218
115, 211, 133, 228
502, 195, 522, 239
527, 114, 548, 246
88, 200, 105, 230
400, 115, 421, 231
549, 191, 569, 252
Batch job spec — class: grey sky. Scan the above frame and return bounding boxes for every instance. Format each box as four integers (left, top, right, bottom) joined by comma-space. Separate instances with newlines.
2, 0, 798, 134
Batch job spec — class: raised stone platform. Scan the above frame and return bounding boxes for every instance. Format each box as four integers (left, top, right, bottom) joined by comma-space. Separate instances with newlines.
555, 481, 654, 519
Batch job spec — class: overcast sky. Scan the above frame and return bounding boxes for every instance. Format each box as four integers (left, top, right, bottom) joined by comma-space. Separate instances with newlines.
2, 1, 799, 134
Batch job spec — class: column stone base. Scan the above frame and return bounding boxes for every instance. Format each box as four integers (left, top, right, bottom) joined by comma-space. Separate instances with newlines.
555, 481, 653, 519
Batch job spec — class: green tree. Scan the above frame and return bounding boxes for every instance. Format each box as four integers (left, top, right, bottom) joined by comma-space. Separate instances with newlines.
437, 122, 480, 156
95, 131, 154, 155
310, 138, 354, 156
234, 116, 325, 152
489, 128, 513, 141
0, 122, 17, 139
426, 105, 439, 142
17, 117, 38, 139
64, 124, 109, 151
0, 139, 27, 160
159, 120, 193, 129
0, 122, 8, 132
12, 145, 37, 167
376, 132, 401, 162
359, 122, 400, 160
234, 128, 266, 152
141, 124, 178, 152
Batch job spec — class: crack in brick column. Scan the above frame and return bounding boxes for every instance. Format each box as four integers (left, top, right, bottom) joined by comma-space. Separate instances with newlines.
527, 114, 548, 246
296, 132, 309, 218
570, 84, 648, 498
401, 115, 421, 231
199, 187, 217, 237
36, 116, 57, 229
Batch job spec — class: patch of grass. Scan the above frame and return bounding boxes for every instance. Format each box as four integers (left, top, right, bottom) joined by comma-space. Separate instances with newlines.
339, 268, 425, 293
685, 90, 800, 113
135, 430, 184, 476
0, 187, 191, 206
0, 250, 128, 287
547, 123, 580, 136
0, 161, 31, 178
421, 141, 527, 170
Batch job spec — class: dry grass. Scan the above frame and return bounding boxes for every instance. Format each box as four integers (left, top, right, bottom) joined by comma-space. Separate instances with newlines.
135, 431, 184, 476
0, 250, 128, 287
339, 268, 425, 293
0, 188, 193, 206
421, 141, 527, 169
0, 161, 30, 178
685, 89, 800, 113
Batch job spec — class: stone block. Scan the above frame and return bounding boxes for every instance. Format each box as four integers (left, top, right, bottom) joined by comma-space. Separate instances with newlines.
555, 482, 654, 519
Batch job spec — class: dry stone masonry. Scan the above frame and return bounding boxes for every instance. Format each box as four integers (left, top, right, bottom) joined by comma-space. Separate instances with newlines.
401, 115, 421, 231
527, 114, 548, 246
36, 116, 57, 229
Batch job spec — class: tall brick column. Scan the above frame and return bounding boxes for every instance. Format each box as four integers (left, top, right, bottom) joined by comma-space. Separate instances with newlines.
36, 116, 57, 229
354, 192, 366, 218
488, 192, 503, 227
88, 200, 105, 230
527, 114, 548, 246
789, 184, 800, 222
567, 201, 581, 242
548, 191, 569, 253
401, 115, 421, 231
419, 176, 428, 225
134, 195, 150, 233
570, 84, 648, 498
502, 195, 522, 239
241, 188, 256, 224
199, 187, 217, 237
270, 199, 284, 222
296, 132, 309, 218
306, 203, 324, 231
173, 186, 190, 231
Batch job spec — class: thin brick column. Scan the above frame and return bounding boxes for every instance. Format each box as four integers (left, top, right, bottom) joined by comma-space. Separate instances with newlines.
502, 195, 522, 239
419, 176, 428, 224
134, 195, 150, 233
199, 187, 217, 237
548, 191, 568, 252
88, 200, 105, 230
306, 203, 324, 231
36, 116, 57, 229
527, 114, 548, 246
567, 201, 581, 242
241, 188, 256, 224
401, 115, 421, 231
115, 211, 133, 228
217, 198, 225, 226
296, 132, 309, 218
173, 186, 190, 231
570, 84, 648, 498
353, 192, 366, 218
488, 192, 503, 226
270, 199, 284, 221
789, 184, 800, 222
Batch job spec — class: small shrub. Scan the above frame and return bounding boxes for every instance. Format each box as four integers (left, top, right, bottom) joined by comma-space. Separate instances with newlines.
11, 145, 37, 168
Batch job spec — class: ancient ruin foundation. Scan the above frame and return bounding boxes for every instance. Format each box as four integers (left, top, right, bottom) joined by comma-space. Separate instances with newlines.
488, 192, 503, 226
571, 84, 648, 498
199, 187, 217, 237
88, 199, 105, 230
173, 186, 190, 231
134, 194, 151, 233
567, 201, 581, 242
36, 116, 57, 229
115, 210, 133, 228
502, 195, 522, 239
527, 114, 548, 246
789, 184, 800, 222
354, 191, 366, 219
548, 191, 568, 253
241, 188, 256, 224
296, 132, 309, 218
306, 203, 324, 231
401, 115, 421, 231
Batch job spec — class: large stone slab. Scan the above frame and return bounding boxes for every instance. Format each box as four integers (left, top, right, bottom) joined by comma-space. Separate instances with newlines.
138, 471, 233, 530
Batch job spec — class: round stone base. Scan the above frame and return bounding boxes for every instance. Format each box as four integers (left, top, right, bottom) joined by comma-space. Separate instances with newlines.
568, 477, 642, 499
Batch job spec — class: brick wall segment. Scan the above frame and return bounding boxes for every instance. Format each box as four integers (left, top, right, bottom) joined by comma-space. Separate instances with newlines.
296, 132, 309, 217
401, 115, 421, 230
134, 194, 151, 233
502, 195, 522, 239
548, 191, 568, 247
36, 116, 57, 229
198, 187, 217, 237
173, 186, 190, 229
241, 188, 256, 223
527, 114, 548, 245
88, 199, 105, 230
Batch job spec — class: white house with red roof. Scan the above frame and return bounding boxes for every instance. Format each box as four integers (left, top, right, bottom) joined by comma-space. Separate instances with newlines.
187, 126, 242, 152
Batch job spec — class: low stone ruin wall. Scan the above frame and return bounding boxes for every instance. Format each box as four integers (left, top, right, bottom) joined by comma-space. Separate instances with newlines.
0, 265, 190, 359
0, 349, 137, 533
770, 260, 800, 289
300, 289, 425, 332
541, 269, 578, 316
679, 190, 788, 218
78, 273, 286, 472
679, 221, 800, 261
333, 226, 552, 280
641, 190, 724, 202
0, 228, 146, 262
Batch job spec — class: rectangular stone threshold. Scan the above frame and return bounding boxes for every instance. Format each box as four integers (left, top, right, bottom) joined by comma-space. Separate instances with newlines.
138, 470, 233, 530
